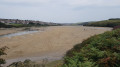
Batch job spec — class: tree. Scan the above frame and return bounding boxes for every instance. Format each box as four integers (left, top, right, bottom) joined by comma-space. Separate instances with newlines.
0, 46, 8, 67
0, 22, 6, 28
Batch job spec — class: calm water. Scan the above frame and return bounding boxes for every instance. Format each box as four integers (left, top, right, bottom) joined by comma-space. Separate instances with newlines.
0, 31, 38, 38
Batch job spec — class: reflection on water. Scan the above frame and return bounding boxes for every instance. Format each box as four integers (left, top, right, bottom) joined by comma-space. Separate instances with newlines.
0, 31, 38, 38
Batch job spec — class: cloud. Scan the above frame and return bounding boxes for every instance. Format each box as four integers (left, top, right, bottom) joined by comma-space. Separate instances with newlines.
1, 0, 120, 7
3, 0, 51, 3
63, 0, 120, 7
0, 0, 120, 23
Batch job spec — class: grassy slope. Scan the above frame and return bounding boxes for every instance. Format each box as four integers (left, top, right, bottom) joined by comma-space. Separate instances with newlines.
82, 20, 120, 27
62, 29, 120, 67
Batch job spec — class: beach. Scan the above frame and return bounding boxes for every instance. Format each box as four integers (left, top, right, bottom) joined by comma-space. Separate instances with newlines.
0, 26, 112, 66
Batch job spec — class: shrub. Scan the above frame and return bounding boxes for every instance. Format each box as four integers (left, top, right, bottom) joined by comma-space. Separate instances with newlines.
62, 29, 120, 67
0, 46, 8, 67
7, 59, 41, 67
0, 22, 6, 28
7, 58, 48, 67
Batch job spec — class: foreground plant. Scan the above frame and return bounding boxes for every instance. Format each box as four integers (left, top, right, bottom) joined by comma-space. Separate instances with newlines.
0, 46, 8, 67
62, 29, 120, 67
8, 58, 48, 67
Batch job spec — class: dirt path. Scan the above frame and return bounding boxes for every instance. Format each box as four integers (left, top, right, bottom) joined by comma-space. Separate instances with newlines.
0, 26, 112, 66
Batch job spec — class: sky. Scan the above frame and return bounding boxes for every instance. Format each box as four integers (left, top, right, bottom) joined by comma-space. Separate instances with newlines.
0, 0, 120, 23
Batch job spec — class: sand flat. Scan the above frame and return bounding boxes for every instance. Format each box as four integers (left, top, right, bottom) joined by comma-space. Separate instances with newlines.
0, 26, 112, 60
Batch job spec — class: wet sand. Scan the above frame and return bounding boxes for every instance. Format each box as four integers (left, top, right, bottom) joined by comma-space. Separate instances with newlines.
0, 28, 22, 35
0, 26, 112, 66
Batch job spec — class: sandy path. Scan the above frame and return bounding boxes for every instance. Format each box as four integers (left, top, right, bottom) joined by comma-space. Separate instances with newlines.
0, 26, 112, 66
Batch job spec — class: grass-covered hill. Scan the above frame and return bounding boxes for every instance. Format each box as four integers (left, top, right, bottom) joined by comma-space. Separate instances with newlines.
62, 29, 120, 67
80, 19, 120, 27
0, 18, 61, 28
0, 22, 30, 28
0, 22, 59, 28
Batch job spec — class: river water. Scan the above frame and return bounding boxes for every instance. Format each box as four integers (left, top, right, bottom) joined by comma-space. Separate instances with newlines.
0, 31, 38, 38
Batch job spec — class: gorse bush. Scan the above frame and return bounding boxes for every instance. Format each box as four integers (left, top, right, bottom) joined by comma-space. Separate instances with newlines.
62, 29, 120, 67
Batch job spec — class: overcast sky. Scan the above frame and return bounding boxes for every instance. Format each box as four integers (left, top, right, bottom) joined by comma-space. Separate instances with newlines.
0, 0, 120, 23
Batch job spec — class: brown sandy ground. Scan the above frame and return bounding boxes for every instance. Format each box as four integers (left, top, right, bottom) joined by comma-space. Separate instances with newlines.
0, 28, 22, 35
0, 26, 112, 66
0, 27, 45, 36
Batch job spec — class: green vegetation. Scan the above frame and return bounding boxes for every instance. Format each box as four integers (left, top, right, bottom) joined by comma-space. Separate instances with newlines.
83, 19, 120, 27
0, 22, 50, 28
62, 29, 120, 67
8, 59, 41, 67
46, 60, 63, 67
8, 59, 63, 67
0, 46, 8, 67
0, 22, 23, 28
9, 24, 25, 27
0, 23, 6, 28
0, 23, 11, 28
0, 18, 61, 28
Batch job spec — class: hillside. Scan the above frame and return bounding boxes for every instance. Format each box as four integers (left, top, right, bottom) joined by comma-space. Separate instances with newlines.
0, 18, 60, 28
62, 29, 120, 67
78, 18, 120, 27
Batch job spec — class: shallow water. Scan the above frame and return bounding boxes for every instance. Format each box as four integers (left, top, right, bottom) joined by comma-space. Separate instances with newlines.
0, 31, 38, 38
94, 27, 110, 29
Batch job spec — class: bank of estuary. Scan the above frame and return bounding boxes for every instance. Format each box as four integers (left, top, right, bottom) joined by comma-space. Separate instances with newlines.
0, 26, 112, 66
